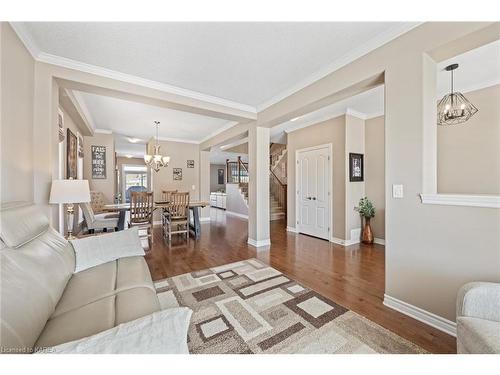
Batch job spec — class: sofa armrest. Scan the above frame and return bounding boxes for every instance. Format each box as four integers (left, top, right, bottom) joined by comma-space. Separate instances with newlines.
37, 307, 192, 354
70, 227, 145, 273
457, 282, 500, 322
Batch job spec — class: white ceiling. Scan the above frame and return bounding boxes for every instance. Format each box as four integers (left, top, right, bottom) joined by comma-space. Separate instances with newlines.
21, 22, 418, 108
437, 39, 500, 95
273, 39, 500, 138
75, 91, 236, 143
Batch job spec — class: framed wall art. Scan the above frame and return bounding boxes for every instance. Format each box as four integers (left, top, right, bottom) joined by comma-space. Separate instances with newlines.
187, 160, 195, 168
66, 129, 78, 179
349, 153, 364, 182
173, 168, 183, 181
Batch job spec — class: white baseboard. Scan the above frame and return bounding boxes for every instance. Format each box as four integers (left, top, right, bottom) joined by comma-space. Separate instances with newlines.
331, 237, 359, 246
226, 211, 248, 220
383, 294, 456, 337
199, 217, 211, 222
286, 226, 298, 233
374, 237, 385, 245
247, 238, 271, 248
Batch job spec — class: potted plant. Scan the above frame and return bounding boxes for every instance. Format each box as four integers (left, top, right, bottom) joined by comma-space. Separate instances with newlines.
358, 197, 375, 244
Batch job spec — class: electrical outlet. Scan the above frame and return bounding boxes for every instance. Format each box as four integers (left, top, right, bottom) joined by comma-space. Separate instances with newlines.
392, 184, 404, 198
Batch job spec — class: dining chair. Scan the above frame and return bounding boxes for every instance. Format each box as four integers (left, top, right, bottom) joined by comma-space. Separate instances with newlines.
80, 202, 119, 234
90, 190, 119, 218
128, 191, 154, 245
160, 189, 177, 235
163, 192, 190, 243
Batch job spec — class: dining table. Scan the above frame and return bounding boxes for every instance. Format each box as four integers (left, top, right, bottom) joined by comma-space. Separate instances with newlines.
103, 201, 209, 239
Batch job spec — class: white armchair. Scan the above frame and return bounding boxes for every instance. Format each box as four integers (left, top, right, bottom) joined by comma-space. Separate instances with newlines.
456, 282, 500, 353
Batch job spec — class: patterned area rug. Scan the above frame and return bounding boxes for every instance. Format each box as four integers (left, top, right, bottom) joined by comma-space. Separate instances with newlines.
154, 259, 426, 354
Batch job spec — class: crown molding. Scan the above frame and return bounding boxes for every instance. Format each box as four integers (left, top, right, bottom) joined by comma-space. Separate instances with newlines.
284, 109, 349, 134
365, 110, 385, 120
256, 22, 422, 112
156, 136, 200, 145
94, 129, 113, 134
345, 108, 368, 120
9, 22, 40, 58
10, 22, 257, 117
199, 121, 241, 144
36, 52, 257, 115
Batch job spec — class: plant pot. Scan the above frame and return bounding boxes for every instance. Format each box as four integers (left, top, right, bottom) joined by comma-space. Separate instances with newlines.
362, 217, 374, 244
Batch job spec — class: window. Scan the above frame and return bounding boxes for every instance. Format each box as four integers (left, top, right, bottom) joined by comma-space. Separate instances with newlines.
122, 165, 148, 203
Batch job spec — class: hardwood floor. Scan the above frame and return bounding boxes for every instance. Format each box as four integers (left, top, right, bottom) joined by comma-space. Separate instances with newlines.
145, 208, 456, 354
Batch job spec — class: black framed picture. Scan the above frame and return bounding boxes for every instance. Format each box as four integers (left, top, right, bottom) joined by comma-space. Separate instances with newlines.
217, 168, 225, 185
349, 153, 364, 182
187, 160, 195, 168
91, 145, 107, 179
173, 168, 183, 181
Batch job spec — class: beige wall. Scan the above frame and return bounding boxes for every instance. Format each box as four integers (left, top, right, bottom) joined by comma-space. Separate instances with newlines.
263, 23, 500, 321
287, 115, 346, 239
1, 23, 34, 204
437, 84, 500, 194
345, 114, 366, 240
148, 140, 200, 221
210, 164, 226, 192
83, 133, 115, 204
365, 115, 385, 239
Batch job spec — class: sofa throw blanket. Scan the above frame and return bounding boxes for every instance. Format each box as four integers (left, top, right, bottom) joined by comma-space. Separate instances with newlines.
70, 227, 145, 273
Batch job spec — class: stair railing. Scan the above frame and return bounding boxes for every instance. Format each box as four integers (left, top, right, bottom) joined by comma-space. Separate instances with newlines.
270, 169, 286, 214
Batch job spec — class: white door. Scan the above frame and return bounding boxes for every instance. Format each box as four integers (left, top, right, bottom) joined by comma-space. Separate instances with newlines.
297, 146, 331, 240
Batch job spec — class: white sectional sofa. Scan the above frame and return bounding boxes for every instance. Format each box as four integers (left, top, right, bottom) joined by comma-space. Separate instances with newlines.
0, 203, 191, 354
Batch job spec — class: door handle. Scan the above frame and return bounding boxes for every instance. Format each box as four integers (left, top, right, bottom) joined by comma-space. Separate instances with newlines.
306, 197, 312, 200
312, 197, 316, 200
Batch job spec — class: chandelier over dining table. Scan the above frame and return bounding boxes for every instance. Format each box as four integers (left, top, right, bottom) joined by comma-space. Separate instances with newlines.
144, 121, 170, 172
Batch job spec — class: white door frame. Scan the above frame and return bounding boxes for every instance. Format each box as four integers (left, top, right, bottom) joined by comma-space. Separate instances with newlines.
295, 143, 333, 240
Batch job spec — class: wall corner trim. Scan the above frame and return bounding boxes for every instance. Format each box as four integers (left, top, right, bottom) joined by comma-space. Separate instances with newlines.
420, 193, 500, 208
383, 294, 457, 337
247, 238, 271, 248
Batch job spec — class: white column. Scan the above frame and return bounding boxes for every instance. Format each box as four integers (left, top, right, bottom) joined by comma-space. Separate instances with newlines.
247, 126, 270, 248
199, 149, 211, 220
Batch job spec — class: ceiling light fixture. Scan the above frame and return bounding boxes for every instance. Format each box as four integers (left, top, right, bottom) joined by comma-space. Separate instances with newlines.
437, 64, 478, 126
128, 137, 141, 143
144, 121, 170, 172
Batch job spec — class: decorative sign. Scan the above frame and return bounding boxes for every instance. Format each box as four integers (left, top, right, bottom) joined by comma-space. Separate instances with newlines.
91, 145, 107, 179
173, 168, 183, 181
187, 160, 195, 168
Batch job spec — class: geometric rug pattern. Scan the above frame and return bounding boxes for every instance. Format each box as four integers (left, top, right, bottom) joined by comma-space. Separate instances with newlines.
154, 259, 426, 354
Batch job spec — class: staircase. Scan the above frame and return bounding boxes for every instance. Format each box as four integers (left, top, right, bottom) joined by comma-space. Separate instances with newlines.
269, 143, 287, 221
239, 182, 248, 205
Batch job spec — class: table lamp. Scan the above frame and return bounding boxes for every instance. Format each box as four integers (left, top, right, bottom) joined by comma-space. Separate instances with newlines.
49, 179, 91, 239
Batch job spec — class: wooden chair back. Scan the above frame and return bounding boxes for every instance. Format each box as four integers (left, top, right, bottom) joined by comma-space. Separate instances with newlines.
161, 189, 177, 202
130, 191, 154, 223
168, 192, 190, 219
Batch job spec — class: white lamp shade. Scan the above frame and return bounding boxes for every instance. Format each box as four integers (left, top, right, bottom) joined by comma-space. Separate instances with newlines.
49, 179, 91, 204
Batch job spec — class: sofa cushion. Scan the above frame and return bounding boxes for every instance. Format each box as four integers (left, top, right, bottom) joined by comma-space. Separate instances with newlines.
51, 261, 117, 319
457, 316, 500, 354
35, 296, 116, 349
116, 256, 156, 291
0, 227, 74, 352
115, 287, 161, 325
36, 256, 160, 348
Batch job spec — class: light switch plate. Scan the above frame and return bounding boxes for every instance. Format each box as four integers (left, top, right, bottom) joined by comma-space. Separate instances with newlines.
392, 184, 404, 198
